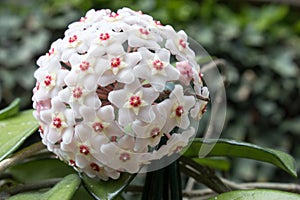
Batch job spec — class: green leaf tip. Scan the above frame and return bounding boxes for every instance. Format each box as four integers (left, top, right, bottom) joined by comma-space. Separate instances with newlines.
0, 109, 39, 162
0, 98, 20, 120
184, 138, 297, 177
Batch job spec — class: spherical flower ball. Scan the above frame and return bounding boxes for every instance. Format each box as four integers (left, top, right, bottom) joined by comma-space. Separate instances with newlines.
32, 7, 209, 180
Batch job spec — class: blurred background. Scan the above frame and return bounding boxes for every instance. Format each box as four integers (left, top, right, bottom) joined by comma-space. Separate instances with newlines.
0, 0, 299, 184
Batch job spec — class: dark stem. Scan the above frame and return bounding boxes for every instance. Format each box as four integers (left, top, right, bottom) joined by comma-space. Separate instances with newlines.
168, 160, 182, 200
179, 156, 231, 193
1, 178, 61, 196
0, 142, 45, 174
162, 166, 169, 200
142, 169, 164, 200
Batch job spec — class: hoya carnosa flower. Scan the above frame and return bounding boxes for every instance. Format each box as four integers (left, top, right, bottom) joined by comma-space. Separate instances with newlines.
108, 79, 159, 125
160, 85, 196, 134
32, 7, 209, 180
134, 47, 180, 92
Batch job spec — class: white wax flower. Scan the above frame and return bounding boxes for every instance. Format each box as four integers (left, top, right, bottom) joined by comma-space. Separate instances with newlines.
32, 7, 208, 180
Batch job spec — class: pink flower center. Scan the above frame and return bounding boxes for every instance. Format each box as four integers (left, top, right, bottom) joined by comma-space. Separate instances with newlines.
175, 105, 184, 117
179, 39, 187, 49
52, 117, 62, 129
178, 64, 193, 77
47, 48, 55, 56
69, 35, 78, 43
152, 60, 164, 70
92, 122, 104, 132
173, 145, 183, 153
80, 17, 87, 22
90, 162, 100, 172
79, 61, 90, 71
119, 152, 130, 162
72, 87, 83, 98
79, 145, 90, 155
139, 28, 150, 35
44, 75, 53, 86
111, 58, 121, 68
99, 33, 110, 40
150, 127, 160, 138
154, 20, 162, 26
129, 95, 142, 107
109, 12, 119, 18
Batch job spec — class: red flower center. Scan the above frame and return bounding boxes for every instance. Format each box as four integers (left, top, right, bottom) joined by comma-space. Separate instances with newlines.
69, 159, 76, 167
175, 105, 184, 117
52, 117, 62, 129
47, 48, 55, 56
119, 152, 130, 162
39, 125, 44, 134
72, 87, 83, 98
92, 122, 104, 132
99, 33, 110, 41
44, 75, 52, 86
139, 28, 150, 35
109, 12, 119, 18
129, 96, 142, 107
111, 58, 121, 68
90, 162, 100, 172
111, 136, 117, 142
150, 127, 160, 138
69, 35, 78, 43
79, 145, 90, 155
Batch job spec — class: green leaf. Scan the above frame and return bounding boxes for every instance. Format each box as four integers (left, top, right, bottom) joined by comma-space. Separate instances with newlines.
0, 98, 20, 120
183, 139, 297, 177
81, 173, 135, 200
209, 189, 300, 200
0, 110, 39, 161
193, 157, 231, 171
8, 174, 81, 200
7, 158, 75, 183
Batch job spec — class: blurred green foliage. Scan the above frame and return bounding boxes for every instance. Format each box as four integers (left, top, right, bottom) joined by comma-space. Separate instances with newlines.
0, 0, 299, 182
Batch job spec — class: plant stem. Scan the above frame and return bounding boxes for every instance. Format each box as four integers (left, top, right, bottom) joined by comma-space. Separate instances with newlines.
179, 156, 231, 193
221, 178, 300, 194
168, 161, 182, 200
2, 178, 61, 196
141, 169, 164, 200
162, 166, 169, 200
0, 142, 45, 174
126, 181, 300, 197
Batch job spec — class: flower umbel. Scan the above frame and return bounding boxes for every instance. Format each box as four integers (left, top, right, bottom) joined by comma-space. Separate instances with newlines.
32, 7, 209, 180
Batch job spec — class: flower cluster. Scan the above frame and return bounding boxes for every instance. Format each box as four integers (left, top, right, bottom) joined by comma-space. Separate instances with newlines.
32, 8, 209, 180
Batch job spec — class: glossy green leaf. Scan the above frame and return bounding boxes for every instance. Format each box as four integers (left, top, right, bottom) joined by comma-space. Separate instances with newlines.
81, 173, 135, 200
0, 110, 39, 161
209, 189, 300, 200
8, 174, 81, 200
193, 157, 231, 171
7, 158, 75, 183
0, 98, 20, 120
183, 139, 297, 177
